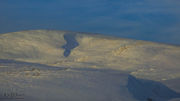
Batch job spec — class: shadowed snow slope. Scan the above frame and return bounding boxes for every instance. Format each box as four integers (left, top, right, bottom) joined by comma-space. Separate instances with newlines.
0, 30, 180, 101
0, 59, 179, 101
127, 75, 180, 101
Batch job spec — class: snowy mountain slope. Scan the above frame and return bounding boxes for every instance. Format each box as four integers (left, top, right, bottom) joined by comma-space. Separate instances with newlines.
0, 59, 179, 101
0, 30, 180, 101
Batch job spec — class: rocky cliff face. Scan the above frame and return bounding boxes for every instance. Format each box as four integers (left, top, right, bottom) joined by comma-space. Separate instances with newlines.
0, 30, 180, 101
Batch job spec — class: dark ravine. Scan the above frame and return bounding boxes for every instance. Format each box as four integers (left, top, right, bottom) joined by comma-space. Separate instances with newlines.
127, 75, 180, 101
62, 33, 79, 57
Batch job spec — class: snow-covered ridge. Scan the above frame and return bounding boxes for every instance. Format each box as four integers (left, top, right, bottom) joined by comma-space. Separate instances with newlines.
0, 30, 180, 101
0, 30, 179, 81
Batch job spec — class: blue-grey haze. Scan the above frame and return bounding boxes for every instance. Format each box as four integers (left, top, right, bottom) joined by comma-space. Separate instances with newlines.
0, 0, 180, 44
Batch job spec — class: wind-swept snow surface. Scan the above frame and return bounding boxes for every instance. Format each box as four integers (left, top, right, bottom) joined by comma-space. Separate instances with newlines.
0, 30, 180, 101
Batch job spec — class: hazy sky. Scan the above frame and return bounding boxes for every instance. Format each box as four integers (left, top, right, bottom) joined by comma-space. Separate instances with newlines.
0, 0, 180, 44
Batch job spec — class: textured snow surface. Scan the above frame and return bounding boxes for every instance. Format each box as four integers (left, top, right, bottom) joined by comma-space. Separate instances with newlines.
0, 30, 180, 101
